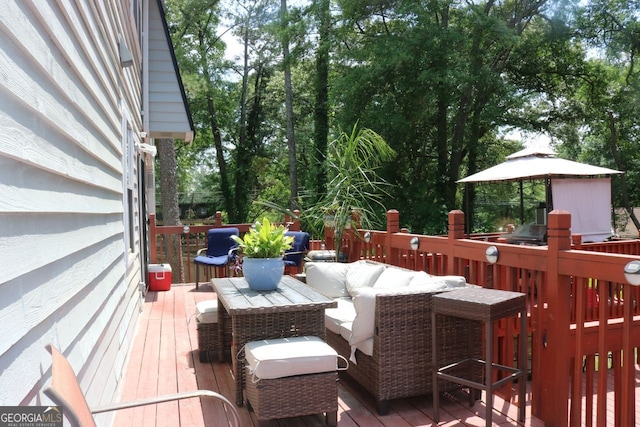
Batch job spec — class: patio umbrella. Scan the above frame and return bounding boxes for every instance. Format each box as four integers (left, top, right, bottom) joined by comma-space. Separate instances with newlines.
457, 148, 623, 236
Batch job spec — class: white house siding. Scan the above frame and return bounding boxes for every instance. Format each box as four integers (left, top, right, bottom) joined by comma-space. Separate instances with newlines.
147, 0, 194, 141
0, 1, 146, 424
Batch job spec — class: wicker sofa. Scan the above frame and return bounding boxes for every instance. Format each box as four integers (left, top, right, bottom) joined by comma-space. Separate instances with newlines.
304, 260, 482, 415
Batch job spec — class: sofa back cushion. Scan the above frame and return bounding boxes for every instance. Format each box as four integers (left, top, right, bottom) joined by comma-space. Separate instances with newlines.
372, 267, 416, 289
409, 271, 467, 290
305, 262, 350, 298
345, 260, 386, 296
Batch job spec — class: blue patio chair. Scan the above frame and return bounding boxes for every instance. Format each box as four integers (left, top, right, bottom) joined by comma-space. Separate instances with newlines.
283, 231, 310, 275
194, 228, 239, 289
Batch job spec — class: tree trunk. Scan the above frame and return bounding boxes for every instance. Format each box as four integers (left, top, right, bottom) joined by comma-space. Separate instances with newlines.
206, 94, 234, 217
608, 112, 640, 234
314, 0, 330, 200
156, 138, 184, 282
232, 22, 252, 223
281, 0, 298, 210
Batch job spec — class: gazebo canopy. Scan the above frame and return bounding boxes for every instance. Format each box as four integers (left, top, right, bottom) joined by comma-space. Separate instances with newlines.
457, 148, 623, 242
457, 147, 622, 183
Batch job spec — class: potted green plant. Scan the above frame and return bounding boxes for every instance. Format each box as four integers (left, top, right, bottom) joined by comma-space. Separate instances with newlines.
231, 218, 294, 290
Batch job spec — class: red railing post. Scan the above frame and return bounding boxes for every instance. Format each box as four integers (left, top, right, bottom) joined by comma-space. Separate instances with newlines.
572, 233, 582, 249
448, 210, 465, 276
535, 210, 571, 425
149, 213, 157, 263
386, 210, 400, 264
288, 209, 301, 231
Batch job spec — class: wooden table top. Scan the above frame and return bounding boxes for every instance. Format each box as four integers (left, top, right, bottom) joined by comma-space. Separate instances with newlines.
212, 275, 337, 315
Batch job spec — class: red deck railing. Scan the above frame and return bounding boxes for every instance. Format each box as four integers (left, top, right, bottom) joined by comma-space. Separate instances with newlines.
150, 209, 640, 427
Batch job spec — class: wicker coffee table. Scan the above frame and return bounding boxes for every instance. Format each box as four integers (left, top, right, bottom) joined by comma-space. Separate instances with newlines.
431, 287, 527, 427
212, 276, 337, 406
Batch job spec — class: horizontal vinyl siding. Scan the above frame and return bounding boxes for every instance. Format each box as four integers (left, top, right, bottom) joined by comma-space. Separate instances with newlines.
0, 0, 142, 416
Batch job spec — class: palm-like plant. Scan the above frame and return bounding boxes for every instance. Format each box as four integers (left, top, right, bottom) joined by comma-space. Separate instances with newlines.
315, 123, 396, 257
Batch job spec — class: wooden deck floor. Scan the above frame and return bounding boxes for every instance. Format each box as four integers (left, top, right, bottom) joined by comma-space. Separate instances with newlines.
113, 283, 546, 427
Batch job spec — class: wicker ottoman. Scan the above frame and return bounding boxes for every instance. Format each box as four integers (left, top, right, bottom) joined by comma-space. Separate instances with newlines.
244, 336, 345, 426
195, 300, 234, 363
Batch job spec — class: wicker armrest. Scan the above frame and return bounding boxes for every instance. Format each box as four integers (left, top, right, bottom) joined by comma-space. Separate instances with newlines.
373, 291, 435, 356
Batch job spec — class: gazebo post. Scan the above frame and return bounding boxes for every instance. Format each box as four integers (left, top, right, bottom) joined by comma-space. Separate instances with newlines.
519, 180, 524, 225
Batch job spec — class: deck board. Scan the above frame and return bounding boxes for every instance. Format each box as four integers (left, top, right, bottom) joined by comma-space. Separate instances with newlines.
114, 283, 547, 426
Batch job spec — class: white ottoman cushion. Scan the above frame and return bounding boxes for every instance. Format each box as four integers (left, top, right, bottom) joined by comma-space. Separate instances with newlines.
245, 336, 338, 380
195, 300, 218, 324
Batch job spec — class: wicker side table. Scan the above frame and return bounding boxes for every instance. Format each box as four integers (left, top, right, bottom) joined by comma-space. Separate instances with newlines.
431, 287, 527, 427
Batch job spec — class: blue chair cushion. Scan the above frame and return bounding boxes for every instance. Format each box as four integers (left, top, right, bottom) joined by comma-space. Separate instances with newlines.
283, 231, 310, 267
194, 228, 239, 267
194, 254, 232, 267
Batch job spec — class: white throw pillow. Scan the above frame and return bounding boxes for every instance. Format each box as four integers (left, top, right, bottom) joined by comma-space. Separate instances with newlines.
439, 275, 467, 288
356, 338, 374, 357
409, 271, 467, 290
349, 287, 381, 345
345, 261, 385, 296
305, 262, 350, 298
373, 267, 416, 289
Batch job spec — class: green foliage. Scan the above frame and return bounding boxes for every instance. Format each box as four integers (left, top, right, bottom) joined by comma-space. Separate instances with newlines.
303, 123, 396, 249
231, 218, 294, 258
161, 0, 640, 236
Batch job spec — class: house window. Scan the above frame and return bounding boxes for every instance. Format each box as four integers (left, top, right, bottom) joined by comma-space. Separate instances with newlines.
123, 120, 136, 255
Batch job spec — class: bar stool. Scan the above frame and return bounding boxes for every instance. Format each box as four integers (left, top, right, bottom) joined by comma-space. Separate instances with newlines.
431, 287, 527, 427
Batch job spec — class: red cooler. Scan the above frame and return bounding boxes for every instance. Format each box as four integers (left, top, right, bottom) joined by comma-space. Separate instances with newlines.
148, 264, 172, 291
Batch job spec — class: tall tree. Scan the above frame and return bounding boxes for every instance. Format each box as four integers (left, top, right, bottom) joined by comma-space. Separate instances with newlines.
156, 138, 184, 281
281, 0, 299, 209
229, 0, 278, 222
331, 0, 553, 232
573, 0, 640, 233
313, 0, 330, 201
165, 0, 235, 218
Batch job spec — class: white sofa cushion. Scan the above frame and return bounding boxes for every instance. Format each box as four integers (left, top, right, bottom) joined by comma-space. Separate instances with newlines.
195, 300, 218, 323
339, 323, 374, 361
373, 267, 416, 289
339, 321, 352, 342
409, 271, 467, 290
324, 297, 356, 334
356, 338, 374, 357
345, 261, 385, 296
439, 275, 467, 288
305, 262, 350, 298
245, 336, 338, 380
